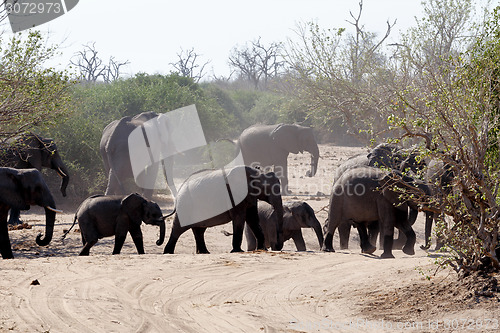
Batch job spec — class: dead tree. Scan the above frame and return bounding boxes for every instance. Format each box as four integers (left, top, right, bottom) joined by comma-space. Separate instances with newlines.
229, 37, 285, 89
170, 47, 210, 83
71, 43, 129, 83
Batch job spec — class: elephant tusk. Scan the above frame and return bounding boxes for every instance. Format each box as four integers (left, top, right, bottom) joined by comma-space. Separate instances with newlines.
57, 167, 68, 178
162, 209, 176, 220
45, 206, 63, 213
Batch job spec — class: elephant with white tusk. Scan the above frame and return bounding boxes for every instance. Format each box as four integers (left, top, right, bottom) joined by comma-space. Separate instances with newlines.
0, 133, 70, 224
0, 167, 59, 259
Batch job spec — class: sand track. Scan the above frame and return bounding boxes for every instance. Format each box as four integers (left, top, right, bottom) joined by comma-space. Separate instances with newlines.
1, 145, 498, 332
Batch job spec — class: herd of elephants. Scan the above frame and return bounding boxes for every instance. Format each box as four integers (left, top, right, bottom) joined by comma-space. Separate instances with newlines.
0, 111, 451, 260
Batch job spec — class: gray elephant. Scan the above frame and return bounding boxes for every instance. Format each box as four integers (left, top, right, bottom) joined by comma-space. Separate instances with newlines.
323, 167, 431, 258
0, 167, 60, 259
332, 143, 425, 249
422, 158, 455, 250
237, 123, 319, 194
68, 193, 166, 256
163, 166, 284, 254
245, 201, 323, 251
0, 133, 70, 224
100, 111, 175, 197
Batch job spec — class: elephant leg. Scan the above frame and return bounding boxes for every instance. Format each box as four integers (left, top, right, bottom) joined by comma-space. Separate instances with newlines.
231, 210, 247, 253
356, 224, 376, 254
274, 158, 290, 195
421, 211, 434, 250
323, 232, 334, 252
163, 216, 188, 254
79, 239, 97, 256
393, 229, 407, 250
246, 207, 265, 251
105, 169, 124, 195
379, 206, 396, 259
113, 233, 128, 255
291, 230, 306, 251
7, 208, 22, 225
244, 223, 258, 251
192, 227, 209, 254
323, 218, 344, 253
367, 221, 379, 248
338, 222, 351, 249
395, 209, 415, 255
129, 225, 145, 254
0, 208, 14, 259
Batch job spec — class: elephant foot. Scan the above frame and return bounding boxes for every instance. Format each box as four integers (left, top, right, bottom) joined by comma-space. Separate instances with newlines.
380, 252, 395, 259
420, 244, 430, 250
392, 239, 405, 250
322, 247, 335, 253
362, 245, 377, 255
402, 245, 415, 256
339, 245, 349, 250
230, 248, 244, 253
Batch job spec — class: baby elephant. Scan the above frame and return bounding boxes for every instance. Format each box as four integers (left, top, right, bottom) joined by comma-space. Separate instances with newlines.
70, 193, 166, 256
246, 201, 324, 251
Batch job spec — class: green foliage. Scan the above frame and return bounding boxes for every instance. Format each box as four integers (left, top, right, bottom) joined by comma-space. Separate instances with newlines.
53, 73, 244, 197
0, 31, 73, 137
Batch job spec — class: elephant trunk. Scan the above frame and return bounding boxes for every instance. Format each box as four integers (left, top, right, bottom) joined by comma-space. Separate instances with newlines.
311, 218, 324, 249
54, 162, 70, 197
36, 207, 56, 246
156, 219, 166, 246
306, 145, 319, 177
269, 190, 284, 251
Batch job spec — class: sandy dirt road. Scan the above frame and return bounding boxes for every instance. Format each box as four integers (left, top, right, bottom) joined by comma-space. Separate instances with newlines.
0, 145, 498, 333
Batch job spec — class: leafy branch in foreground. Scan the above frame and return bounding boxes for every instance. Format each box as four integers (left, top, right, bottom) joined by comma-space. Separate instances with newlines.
0, 31, 73, 139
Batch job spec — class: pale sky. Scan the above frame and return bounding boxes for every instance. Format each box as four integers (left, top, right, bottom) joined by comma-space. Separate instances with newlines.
2, 1, 430, 78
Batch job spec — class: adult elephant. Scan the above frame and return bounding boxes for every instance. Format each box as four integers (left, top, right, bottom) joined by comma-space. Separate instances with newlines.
332, 143, 425, 249
163, 166, 284, 254
323, 167, 431, 258
0, 167, 59, 259
246, 201, 323, 251
237, 124, 319, 195
101, 112, 165, 197
0, 133, 70, 224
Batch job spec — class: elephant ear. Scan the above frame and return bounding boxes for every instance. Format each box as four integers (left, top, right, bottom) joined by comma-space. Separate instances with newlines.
270, 124, 301, 154
120, 193, 146, 226
5, 170, 31, 209
289, 202, 308, 227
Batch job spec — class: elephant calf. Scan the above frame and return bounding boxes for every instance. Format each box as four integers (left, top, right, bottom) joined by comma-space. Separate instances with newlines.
69, 193, 166, 256
246, 201, 324, 251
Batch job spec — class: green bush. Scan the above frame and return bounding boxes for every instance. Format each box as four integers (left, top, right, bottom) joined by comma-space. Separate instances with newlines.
52, 73, 239, 199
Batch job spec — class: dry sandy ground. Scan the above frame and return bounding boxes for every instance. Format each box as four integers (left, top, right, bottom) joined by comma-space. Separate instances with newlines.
1, 145, 498, 333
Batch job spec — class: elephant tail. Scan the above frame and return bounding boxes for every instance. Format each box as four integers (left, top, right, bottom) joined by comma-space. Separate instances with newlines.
61, 213, 78, 241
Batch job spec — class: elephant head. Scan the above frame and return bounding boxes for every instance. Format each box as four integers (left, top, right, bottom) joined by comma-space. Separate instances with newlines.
119, 193, 166, 246
271, 124, 319, 178
248, 168, 284, 251
0, 168, 58, 257
8, 134, 70, 197
286, 201, 324, 249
